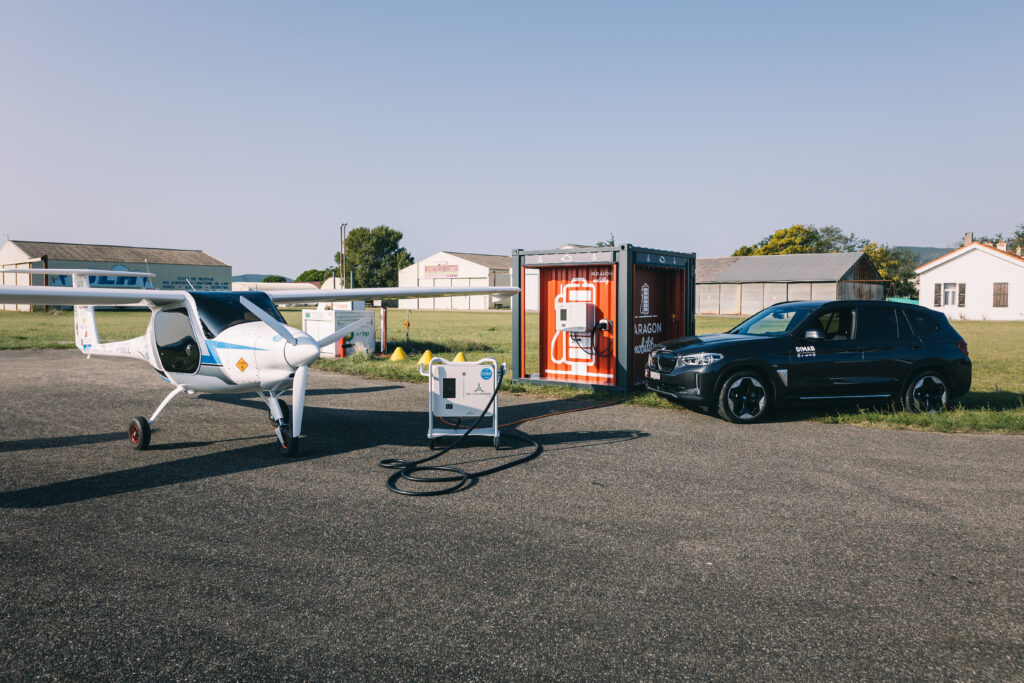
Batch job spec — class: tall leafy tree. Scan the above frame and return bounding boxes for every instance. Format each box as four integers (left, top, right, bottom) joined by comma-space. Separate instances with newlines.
733, 224, 867, 256
295, 268, 332, 283
959, 224, 1024, 252
733, 224, 916, 297
261, 275, 286, 283
333, 225, 414, 288
862, 243, 919, 298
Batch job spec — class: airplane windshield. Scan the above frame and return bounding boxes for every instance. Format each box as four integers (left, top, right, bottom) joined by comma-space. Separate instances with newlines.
191, 292, 286, 339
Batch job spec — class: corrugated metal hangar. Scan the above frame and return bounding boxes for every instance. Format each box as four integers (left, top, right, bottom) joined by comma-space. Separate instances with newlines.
697, 252, 884, 316
397, 251, 514, 310
0, 240, 231, 311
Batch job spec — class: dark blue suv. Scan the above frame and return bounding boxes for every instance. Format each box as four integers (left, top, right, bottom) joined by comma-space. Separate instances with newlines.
646, 300, 971, 423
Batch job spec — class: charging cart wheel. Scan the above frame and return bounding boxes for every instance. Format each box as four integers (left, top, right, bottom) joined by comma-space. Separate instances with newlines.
493, 435, 501, 449
129, 416, 151, 450
428, 438, 437, 450
268, 399, 290, 425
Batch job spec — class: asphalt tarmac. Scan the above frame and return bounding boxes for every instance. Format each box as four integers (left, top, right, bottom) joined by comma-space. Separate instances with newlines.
1, 350, 1021, 680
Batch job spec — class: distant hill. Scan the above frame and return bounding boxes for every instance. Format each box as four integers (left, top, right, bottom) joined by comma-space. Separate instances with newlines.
232, 274, 294, 283
899, 246, 949, 266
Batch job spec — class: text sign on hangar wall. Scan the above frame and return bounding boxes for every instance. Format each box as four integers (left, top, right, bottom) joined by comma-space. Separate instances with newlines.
423, 263, 459, 278
524, 251, 614, 265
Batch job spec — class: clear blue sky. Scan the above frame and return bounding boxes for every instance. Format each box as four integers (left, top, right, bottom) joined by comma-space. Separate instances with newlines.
2, 1, 1021, 276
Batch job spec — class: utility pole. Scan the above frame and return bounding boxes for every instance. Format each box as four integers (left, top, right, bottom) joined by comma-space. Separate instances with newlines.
339, 222, 348, 288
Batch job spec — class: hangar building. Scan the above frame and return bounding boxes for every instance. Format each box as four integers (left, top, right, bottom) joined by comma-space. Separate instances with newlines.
0, 239, 231, 311
697, 252, 884, 316
397, 251, 514, 310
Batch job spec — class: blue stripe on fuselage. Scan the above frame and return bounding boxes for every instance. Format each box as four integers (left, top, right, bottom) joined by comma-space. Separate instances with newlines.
202, 339, 268, 365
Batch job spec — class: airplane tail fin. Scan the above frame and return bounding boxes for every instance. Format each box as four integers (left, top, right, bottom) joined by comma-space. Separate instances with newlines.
0, 268, 153, 353
71, 273, 100, 352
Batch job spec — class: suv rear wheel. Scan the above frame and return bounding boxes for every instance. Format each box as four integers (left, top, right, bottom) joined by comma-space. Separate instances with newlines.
718, 371, 770, 423
904, 370, 949, 413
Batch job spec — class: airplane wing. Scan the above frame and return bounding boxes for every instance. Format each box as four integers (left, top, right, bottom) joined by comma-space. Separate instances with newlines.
266, 286, 519, 305
0, 285, 187, 307
0, 268, 180, 307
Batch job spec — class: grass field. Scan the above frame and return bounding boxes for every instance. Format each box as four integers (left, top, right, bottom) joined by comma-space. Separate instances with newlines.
2, 308, 1022, 433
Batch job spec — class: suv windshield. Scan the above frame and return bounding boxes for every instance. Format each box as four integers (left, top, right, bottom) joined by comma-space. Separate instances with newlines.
191, 292, 286, 338
729, 306, 812, 336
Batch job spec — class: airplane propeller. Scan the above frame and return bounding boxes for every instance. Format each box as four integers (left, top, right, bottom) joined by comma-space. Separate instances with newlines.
240, 295, 369, 442
239, 295, 296, 344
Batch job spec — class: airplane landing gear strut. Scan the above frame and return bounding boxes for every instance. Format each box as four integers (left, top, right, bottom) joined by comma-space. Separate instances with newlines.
259, 390, 300, 457
129, 385, 185, 450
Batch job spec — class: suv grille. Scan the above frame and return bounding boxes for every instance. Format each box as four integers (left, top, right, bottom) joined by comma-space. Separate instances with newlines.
657, 353, 676, 372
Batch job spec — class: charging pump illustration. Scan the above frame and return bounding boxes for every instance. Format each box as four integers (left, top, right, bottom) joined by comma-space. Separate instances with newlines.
549, 278, 613, 380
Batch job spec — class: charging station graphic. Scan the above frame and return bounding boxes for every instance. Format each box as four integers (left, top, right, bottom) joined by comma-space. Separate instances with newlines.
540, 270, 616, 383
548, 278, 609, 380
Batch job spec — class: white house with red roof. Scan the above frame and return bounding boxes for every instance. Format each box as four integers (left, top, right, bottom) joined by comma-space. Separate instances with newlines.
915, 235, 1024, 321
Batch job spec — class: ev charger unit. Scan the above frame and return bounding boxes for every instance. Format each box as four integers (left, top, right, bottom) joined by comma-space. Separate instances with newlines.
421, 356, 503, 448
555, 301, 595, 333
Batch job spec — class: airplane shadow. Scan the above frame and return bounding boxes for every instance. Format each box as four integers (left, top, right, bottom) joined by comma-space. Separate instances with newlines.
198, 384, 403, 407
0, 438, 315, 508
0, 431, 126, 454
0, 398, 648, 506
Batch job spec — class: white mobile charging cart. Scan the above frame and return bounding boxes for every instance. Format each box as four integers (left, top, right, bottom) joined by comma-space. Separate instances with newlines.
421, 357, 503, 449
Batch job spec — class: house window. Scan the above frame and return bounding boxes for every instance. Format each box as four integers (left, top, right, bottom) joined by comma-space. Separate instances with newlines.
942, 283, 957, 306
994, 283, 1009, 308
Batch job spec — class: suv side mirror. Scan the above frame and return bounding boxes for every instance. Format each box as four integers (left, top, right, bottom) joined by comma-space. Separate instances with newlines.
804, 329, 825, 341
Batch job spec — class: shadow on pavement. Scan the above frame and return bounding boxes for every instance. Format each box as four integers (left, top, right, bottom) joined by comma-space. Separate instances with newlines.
0, 431, 126, 454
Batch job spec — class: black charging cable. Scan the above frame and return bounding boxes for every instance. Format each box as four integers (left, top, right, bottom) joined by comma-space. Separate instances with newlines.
377, 366, 542, 496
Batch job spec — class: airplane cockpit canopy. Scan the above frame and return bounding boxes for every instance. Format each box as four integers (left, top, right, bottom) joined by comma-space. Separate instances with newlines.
191, 292, 286, 339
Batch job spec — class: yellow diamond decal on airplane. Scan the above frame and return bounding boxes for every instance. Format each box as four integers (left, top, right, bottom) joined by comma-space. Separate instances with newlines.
236, 357, 249, 372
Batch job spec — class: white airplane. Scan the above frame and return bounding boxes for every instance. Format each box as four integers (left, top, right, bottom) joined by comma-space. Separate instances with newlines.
0, 269, 518, 455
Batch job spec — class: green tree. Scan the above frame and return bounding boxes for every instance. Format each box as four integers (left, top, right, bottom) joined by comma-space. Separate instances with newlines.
261, 275, 286, 283
332, 225, 414, 288
734, 224, 916, 297
733, 225, 835, 254
960, 225, 1024, 252
595, 233, 615, 247
815, 225, 869, 252
863, 243, 919, 298
295, 268, 332, 283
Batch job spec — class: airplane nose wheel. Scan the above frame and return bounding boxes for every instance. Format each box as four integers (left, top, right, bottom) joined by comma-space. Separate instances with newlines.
276, 425, 300, 457
268, 399, 290, 426
129, 416, 151, 450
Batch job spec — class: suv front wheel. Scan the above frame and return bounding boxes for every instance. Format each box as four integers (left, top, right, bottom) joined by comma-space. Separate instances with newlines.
718, 371, 770, 423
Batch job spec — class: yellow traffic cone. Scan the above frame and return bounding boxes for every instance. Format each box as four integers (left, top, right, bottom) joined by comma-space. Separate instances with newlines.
453, 351, 467, 362
389, 347, 409, 361
418, 349, 434, 367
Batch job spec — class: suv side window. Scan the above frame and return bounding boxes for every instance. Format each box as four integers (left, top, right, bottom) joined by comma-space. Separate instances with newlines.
905, 309, 940, 336
810, 307, 856, 341
856, 306, 899, 341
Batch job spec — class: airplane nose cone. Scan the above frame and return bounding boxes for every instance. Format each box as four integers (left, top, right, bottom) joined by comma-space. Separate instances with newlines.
284, 337, 320, 368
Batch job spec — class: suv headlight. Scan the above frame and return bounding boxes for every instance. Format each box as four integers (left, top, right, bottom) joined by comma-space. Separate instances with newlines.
675, 352, 723, 368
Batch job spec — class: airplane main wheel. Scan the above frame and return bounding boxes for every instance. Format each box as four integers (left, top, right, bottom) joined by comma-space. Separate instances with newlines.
129, 416, 151, 450
278, 429, 301, 457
